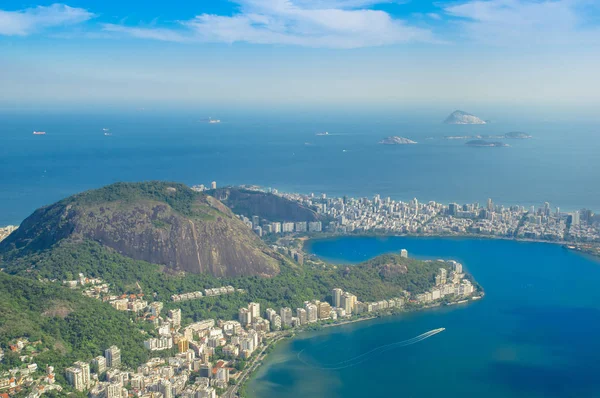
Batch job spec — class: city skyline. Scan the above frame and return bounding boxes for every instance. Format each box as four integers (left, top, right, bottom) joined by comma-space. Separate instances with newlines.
1, 0, 600, 107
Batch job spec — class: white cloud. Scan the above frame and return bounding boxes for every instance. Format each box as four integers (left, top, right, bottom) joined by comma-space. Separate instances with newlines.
102, 0, 435, 48
444, 0, 600, 45
0, 3, 93, 36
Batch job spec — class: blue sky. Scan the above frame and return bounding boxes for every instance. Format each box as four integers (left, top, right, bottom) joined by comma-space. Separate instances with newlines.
1, 0, 600, 109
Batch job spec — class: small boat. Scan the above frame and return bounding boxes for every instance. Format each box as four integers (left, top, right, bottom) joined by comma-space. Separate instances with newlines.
33, 131, 46, 135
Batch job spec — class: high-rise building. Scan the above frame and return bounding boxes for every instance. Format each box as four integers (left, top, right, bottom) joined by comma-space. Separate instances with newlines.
272, 222, 282, 233
282, 222, 295, 233
92, 356, 106, 374
305, 303, 318, 323
341, 292, 357, 315
296, 308, 307, 325
74, 361, 90, 389
449, 203, 459, 216
453, 262, 463, 274
178, 338, 189, 353
211, 181, 217, 190
308, 221, 322, 232
331, 288, 343, 307
239, 308, 252, 326
104, 346, 121, 369
435, 268, 447, 285
572, 211, 580, 226
252, 216, 260, 228
487, 198, 493, 211
168, 308, 181, 328
295, 222, 307, 232
65, 367, 84, 391
159, 379, 173, 398
400, 249, 408, 258
280, 307, 293, 327
248, 302, 260, 319
318, 302, 332, 319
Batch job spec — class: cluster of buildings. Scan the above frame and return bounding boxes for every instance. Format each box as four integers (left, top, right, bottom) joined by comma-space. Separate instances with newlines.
191, 181, 217, 192
237, 214, 323, 237
415, 261, 475, 303
0, 340, 62, 397
267, 191, 599, 243
171, 286, 239, 303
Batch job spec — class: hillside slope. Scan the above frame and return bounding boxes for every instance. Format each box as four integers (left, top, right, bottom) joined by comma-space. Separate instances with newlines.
0, 182, 280, 277
209, 188, 321, 222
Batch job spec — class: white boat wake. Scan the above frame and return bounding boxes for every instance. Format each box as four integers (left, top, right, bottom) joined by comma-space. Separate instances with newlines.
296, 328, 445, 370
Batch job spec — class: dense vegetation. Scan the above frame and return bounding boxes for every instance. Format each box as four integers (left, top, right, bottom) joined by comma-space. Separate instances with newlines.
61, 181, 202, 217
1, 240, 445, 324
0, 272, 148, 378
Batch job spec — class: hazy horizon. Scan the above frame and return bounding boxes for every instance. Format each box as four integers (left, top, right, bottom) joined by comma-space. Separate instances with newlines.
2, 0, 600, 107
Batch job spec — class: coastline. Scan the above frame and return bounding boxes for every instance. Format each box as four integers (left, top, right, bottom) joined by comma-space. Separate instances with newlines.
296, 231, 600, 258
237, 295, 483, 397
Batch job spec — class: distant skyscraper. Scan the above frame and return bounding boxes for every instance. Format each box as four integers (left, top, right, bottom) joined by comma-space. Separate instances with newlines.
572, 211, 580, 226
252, 215, 260, 228
331, 288, 343, 307
449, 203, 459, 216
487, 198, 493, 211
211, 181, 217, 190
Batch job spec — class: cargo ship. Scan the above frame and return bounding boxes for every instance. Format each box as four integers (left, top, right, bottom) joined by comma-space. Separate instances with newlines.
33, 131, 46, 135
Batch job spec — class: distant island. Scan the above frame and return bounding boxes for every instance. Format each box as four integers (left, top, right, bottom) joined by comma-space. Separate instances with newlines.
445, 132, 531, 140
444, 110, 487, 125
379, 136, 417, 145
466, 140, 509, 147
505, 131, 532, 139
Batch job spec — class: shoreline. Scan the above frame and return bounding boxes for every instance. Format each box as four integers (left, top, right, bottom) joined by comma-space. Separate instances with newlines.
237, 296, 483, 397
296, 231, 599, 258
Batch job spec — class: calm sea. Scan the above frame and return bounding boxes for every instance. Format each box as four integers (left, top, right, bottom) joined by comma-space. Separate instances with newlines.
1, 109, 599, 225
247, 237, 600, 398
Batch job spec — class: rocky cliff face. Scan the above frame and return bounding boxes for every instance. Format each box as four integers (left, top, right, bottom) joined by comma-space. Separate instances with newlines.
0, 182, 280, 278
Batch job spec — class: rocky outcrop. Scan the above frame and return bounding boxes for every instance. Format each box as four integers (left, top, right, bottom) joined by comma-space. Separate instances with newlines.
0, 182, 280, 278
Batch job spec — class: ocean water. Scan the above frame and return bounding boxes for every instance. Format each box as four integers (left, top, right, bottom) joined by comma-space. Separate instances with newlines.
247, 237, 600, 398
1, 109, 600, 225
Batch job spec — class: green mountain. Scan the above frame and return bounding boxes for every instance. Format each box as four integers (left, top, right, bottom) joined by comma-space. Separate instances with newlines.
0, 182, 280, 278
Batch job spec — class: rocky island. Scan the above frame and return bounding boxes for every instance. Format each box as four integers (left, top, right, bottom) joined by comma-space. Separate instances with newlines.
444, 110, 487, 125
466, 140, 509, 147
505, 131, 532, 139
379, 136, 417, 145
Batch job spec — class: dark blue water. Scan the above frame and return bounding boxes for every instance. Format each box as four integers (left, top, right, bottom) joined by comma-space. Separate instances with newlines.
247, 237, 600, 398
1, 110, 599, 225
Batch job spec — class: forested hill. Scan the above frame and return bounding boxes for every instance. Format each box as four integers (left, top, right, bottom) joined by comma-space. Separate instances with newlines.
0, 181, 280, 278
208, 187, 322, 222
0, 272, 148, 377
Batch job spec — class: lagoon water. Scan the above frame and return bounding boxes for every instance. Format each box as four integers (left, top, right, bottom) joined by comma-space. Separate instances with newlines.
2, 109, 600, 225
247, 237, 600, 398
